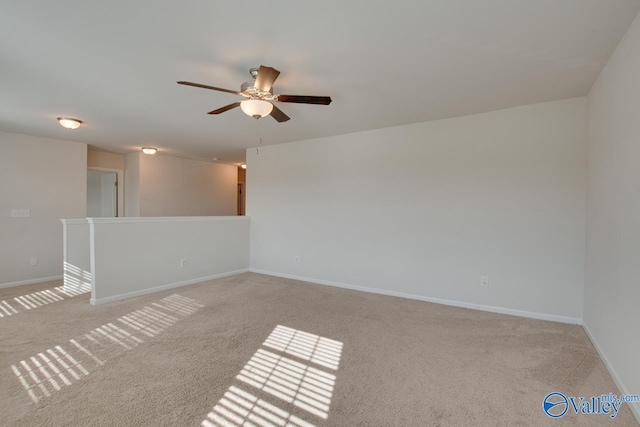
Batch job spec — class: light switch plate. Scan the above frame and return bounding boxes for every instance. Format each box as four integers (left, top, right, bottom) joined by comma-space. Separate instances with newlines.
11, 209, 30, 218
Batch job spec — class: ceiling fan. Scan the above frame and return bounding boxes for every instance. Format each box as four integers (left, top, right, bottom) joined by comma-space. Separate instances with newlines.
178, 65, 332, 122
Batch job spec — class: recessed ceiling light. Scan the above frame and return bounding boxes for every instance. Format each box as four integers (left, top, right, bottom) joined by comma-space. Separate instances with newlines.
212, 157, 219, 161
57, 117, 82, 130
240, 163, 247, 169
142, 147, 158, 155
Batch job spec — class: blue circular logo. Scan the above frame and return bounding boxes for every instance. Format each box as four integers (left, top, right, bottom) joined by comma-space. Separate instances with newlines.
543, 392, 568, 418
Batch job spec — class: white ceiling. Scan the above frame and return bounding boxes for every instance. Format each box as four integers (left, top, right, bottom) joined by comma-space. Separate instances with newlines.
1, 1, 639, 164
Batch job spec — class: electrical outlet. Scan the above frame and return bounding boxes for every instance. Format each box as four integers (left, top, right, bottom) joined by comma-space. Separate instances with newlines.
180, 258, 187, 268
481, 276, 489, 287
294, 255, 300, 264
30, 257, 38, 266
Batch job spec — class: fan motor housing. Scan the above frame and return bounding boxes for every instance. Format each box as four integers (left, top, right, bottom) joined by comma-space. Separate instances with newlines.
240, 81, 255, 93
240, 81, 274, 99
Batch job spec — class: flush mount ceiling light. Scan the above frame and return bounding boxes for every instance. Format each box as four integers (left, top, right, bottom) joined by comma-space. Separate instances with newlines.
240, 99, 274, 119
57, 117, 82, 129
141, 147, 157, 155
240, 163, 247, 169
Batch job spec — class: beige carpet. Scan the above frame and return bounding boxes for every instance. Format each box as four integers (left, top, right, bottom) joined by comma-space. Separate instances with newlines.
0, 272, 637, 426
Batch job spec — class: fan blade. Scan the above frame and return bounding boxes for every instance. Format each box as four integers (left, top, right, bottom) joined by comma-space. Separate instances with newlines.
254, 66, 280, 92
270, 104, 290, 122
207, 102, 241, 115
277, 95, 332, 105
177, 81, 239, 95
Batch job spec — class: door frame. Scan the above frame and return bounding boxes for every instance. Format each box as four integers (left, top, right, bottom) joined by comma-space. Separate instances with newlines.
237, 182, 245, 215
87, 167, 124, 218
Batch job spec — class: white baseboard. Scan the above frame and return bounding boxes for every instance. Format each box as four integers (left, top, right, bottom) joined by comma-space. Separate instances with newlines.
249, 269, 582, 325
90, 269, 249, 305
582, 322, 640, 423
0, 275, 63, 289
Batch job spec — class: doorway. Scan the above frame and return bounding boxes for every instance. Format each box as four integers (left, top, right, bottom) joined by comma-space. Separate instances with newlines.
237, 165, 246, 216
237, 183, 245, 216
87, 170, 118, 217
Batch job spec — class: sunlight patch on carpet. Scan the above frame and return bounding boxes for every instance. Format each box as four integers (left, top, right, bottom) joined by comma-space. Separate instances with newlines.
10, 288, 65, 311
151, 293, 204, 316
201, 325, 343, 426
10, 294, 202, 403
0, 275, 90, 319
54, 283, 91, 297
0, 299, 19, 317
203, 386, 316, 427
118, 307, 179, 337
237, 349, 335, 419
263, 325, 343, 370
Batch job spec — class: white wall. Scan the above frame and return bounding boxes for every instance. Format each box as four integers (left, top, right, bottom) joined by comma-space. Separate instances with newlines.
125, 152, 141, 217
124, 153, 237, 217
248, 98, 587, 322
139, 154, 237, 216
61, 219, 91, 292
584, 11, 640, 421
88, 217, 250, 304
0, 131, 86, 287
87, 149, 125, 170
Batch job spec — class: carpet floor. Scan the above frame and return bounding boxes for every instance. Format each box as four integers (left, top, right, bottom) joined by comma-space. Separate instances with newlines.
0, 272, 637, 426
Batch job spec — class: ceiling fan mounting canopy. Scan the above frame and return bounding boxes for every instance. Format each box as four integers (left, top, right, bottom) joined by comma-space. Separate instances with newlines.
177, 65, 332, 122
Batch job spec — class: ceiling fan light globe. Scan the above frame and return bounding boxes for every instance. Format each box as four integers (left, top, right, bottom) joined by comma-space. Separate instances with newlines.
240, 99, 273, 118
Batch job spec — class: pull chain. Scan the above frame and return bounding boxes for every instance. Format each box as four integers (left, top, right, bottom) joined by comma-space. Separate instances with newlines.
256, 115, 263, 154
